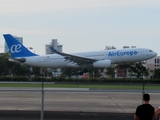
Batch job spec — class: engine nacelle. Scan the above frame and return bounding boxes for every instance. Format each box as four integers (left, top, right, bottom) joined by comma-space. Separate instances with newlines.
93, 60, 111, 68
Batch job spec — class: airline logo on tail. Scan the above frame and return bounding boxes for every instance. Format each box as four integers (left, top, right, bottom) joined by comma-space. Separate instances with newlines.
10, 44, 22, 53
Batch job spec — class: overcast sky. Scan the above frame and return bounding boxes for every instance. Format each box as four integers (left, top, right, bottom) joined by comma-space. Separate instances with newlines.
0, 0, 160, 55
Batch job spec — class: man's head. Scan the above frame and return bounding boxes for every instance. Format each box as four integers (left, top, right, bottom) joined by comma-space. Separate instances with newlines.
143, 93, 150, 101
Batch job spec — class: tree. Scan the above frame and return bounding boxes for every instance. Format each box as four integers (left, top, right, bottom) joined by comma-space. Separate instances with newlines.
0, 53, 31, 76
152, 69, 160, 79
116, 62, 149, 79
87, 67, 103, 78
116, 63, 135, 78
0, 53, 13, 76
61, 68, 80, 78
133, 62, 149, 79
106, 66, 116, 78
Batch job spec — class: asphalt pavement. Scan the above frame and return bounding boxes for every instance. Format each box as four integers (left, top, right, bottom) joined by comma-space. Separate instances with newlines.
0, 110, 134, 120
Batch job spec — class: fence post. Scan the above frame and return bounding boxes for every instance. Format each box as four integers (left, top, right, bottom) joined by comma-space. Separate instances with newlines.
142, 82, 145, 104
41, 80, 44, 120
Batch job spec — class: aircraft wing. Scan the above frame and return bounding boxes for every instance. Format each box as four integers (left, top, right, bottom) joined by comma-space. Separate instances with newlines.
50, 47, 97, 65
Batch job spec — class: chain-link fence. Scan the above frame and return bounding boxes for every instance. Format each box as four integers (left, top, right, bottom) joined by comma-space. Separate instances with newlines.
0, 83, 159, 120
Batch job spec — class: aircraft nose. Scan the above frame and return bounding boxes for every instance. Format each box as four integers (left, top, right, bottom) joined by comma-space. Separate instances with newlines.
155, 52, 158, 56
154, 52, 158, 57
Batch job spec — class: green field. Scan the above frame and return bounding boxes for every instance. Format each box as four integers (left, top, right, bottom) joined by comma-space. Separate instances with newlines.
0, 83, 160, 90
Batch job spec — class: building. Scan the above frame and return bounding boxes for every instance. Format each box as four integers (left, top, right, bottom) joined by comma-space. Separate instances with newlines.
145, 56, 160, 78
45, 39, 63, 54
123, 46, 136, 49
116, 68, 127, 78
105, 46, 116, 50
4, 35, 23, 53
146, 56, 160, 69
123, 46, 129, 49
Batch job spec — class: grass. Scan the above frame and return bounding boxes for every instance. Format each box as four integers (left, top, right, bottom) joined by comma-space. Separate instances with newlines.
0, 83, 159, 90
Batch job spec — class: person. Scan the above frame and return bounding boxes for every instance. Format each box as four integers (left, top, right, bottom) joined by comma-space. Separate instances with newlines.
155, 107, 160, 120
134, 93, 156, 120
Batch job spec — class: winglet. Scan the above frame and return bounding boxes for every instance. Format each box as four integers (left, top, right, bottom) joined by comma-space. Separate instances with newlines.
3, 34, 38, 58
50, 47, 60, 53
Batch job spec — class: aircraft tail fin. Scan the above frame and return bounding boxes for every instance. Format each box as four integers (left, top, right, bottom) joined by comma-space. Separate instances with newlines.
3, 34, 38, 58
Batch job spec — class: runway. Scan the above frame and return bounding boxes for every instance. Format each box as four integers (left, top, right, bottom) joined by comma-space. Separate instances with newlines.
0, 88, 160, 113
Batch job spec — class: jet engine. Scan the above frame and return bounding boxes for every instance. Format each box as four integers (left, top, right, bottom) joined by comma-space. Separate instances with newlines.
93, 60, 111, 68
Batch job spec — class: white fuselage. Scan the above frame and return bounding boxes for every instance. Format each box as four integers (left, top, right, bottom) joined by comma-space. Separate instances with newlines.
10, 48, 157, 68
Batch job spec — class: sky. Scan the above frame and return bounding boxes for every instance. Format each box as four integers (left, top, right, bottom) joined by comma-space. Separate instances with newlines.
0, 0, 160, 55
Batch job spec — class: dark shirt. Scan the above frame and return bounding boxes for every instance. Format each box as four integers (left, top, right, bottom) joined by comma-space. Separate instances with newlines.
135, 104, 155, 120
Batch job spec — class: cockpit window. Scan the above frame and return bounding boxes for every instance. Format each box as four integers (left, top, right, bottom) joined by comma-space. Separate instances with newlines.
149, 50, 153, 52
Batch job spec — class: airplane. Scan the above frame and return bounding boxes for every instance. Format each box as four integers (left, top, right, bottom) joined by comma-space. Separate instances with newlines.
3, 34, 157, 68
